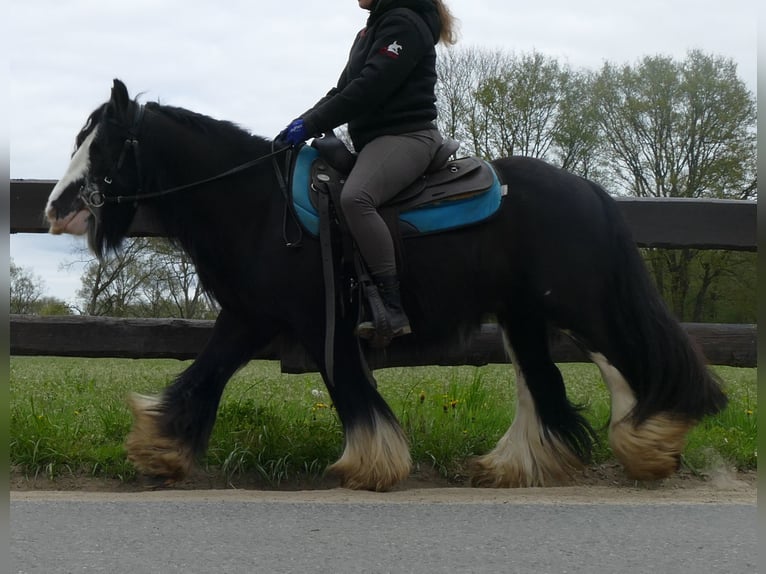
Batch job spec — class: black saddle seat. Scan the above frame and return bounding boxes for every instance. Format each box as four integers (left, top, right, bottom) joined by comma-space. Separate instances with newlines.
311, 132, 459, 176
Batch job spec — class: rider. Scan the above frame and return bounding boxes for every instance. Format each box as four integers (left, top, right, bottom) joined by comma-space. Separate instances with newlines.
277, 0, 458, 341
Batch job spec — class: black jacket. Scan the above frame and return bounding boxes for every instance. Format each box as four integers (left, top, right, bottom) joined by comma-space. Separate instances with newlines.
300, 0, 441, 151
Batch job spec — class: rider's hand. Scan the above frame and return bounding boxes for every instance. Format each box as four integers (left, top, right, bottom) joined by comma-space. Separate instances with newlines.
277, 118, 308, 147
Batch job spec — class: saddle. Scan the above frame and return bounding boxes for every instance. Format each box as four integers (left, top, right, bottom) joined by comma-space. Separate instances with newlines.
291, 133, 505, 238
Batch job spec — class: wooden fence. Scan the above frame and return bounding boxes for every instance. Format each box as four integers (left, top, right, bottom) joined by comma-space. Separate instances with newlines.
10, 179, 758, 370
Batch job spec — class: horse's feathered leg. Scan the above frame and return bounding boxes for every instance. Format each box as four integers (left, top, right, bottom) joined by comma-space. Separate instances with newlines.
588, 352, 692, 480
471, 311, 595, 487
302, 323, 411, 491
125, 309, 274, 484
326, 382, 412, 491
565, 186, 728, 481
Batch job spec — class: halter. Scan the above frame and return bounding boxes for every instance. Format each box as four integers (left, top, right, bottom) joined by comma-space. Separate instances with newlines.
80, 103, 291, 208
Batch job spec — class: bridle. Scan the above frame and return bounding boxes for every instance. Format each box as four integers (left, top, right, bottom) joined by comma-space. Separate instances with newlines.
77, 102, 302, 246
79, 103, 291, 209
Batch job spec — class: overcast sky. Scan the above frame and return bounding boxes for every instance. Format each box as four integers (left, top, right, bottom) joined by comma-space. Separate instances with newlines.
9, 0, 758, 305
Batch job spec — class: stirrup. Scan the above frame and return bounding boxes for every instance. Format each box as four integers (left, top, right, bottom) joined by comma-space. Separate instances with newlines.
355, 318, 411, 340
355, 281, 411, 348
355, 320, 411, 349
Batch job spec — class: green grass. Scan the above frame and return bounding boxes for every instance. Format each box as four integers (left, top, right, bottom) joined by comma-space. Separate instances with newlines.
9, 357, 757, 484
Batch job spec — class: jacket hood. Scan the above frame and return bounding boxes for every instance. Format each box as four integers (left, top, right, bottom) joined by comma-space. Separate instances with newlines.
368, 0, 441, 44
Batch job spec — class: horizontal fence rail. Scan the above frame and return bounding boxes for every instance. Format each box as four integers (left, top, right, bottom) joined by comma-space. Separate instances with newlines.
10, 315, 757, 369
11, 180, 758, 250
9, 179, 758, 369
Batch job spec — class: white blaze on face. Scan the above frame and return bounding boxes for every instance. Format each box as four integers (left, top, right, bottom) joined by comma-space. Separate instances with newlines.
46, 126, 99, 235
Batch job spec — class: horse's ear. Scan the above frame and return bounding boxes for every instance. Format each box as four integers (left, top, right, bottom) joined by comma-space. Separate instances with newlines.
109, 79, 131, 117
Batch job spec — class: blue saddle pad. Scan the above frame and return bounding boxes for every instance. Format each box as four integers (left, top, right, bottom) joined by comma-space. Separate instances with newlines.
291, 145, 503, 237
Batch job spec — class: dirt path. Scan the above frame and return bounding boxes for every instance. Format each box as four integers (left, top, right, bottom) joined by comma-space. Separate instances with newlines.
11, 463, 757, 504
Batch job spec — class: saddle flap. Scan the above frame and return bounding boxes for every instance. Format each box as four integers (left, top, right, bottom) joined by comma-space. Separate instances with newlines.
390, 157, 493, 211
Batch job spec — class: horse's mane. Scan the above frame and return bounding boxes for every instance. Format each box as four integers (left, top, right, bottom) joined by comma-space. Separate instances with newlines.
144, 101, 269, 147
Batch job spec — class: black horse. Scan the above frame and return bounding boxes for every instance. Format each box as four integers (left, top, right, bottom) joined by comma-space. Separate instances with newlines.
46, 80, 727, 490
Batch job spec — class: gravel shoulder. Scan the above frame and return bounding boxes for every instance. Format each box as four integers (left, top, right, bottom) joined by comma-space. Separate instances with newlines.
11, 463, 757, 505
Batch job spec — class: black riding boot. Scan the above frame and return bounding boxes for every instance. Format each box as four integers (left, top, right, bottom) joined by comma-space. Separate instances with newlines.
357, 274, 412, 343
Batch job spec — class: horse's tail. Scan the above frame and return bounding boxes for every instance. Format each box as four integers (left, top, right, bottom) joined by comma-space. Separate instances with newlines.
592, 185, 728, 423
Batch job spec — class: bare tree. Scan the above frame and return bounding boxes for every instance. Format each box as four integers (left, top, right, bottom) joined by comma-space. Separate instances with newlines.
141, 239, 218, 319
436, 46, 514, 158
74, 238, 217, 318
76, 238, 155, 316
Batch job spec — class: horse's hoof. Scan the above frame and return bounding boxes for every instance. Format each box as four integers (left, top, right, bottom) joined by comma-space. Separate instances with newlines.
468, 435, 584, 488
610, 412, 691, 481
468, 456, 530, 488
329, 413, 412, 491
125, 393, 195, 482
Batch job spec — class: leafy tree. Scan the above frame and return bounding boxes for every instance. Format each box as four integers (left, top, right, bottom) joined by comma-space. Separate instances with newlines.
10, 258, 45, 314
551, 69, 605, 178
697, 251, 756, 323
592, 50, 756, 199
10, 259, 72, 315
36, 297, 74, 316
474, 51, 568, 159
436, 48, 602, 175
438, 49, 565, 159
591, 50, 756, 319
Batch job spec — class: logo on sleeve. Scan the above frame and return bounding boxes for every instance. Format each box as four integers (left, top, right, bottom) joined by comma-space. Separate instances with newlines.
379, 41, 403, 59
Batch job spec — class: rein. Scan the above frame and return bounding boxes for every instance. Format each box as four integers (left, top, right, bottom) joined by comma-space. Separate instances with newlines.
82, 104, 291, 208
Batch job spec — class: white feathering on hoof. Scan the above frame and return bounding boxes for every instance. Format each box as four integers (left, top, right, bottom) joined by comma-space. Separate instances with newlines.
328, 410, 411, 492
125, 393, 194, 484
591, 353, 692, 481
609, 412, 691, 480
469, 370, 583, 487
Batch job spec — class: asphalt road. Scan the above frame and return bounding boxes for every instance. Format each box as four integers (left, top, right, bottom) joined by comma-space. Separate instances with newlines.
11, 490, 756, 574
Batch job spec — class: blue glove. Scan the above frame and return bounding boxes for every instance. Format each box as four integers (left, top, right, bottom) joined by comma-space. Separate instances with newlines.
281, 118, 308, 146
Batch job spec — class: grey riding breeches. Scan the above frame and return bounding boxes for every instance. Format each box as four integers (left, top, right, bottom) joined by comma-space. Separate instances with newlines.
340, 127, 443, 277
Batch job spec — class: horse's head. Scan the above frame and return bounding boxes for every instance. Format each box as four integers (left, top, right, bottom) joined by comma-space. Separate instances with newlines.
45, 79, 143, 256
